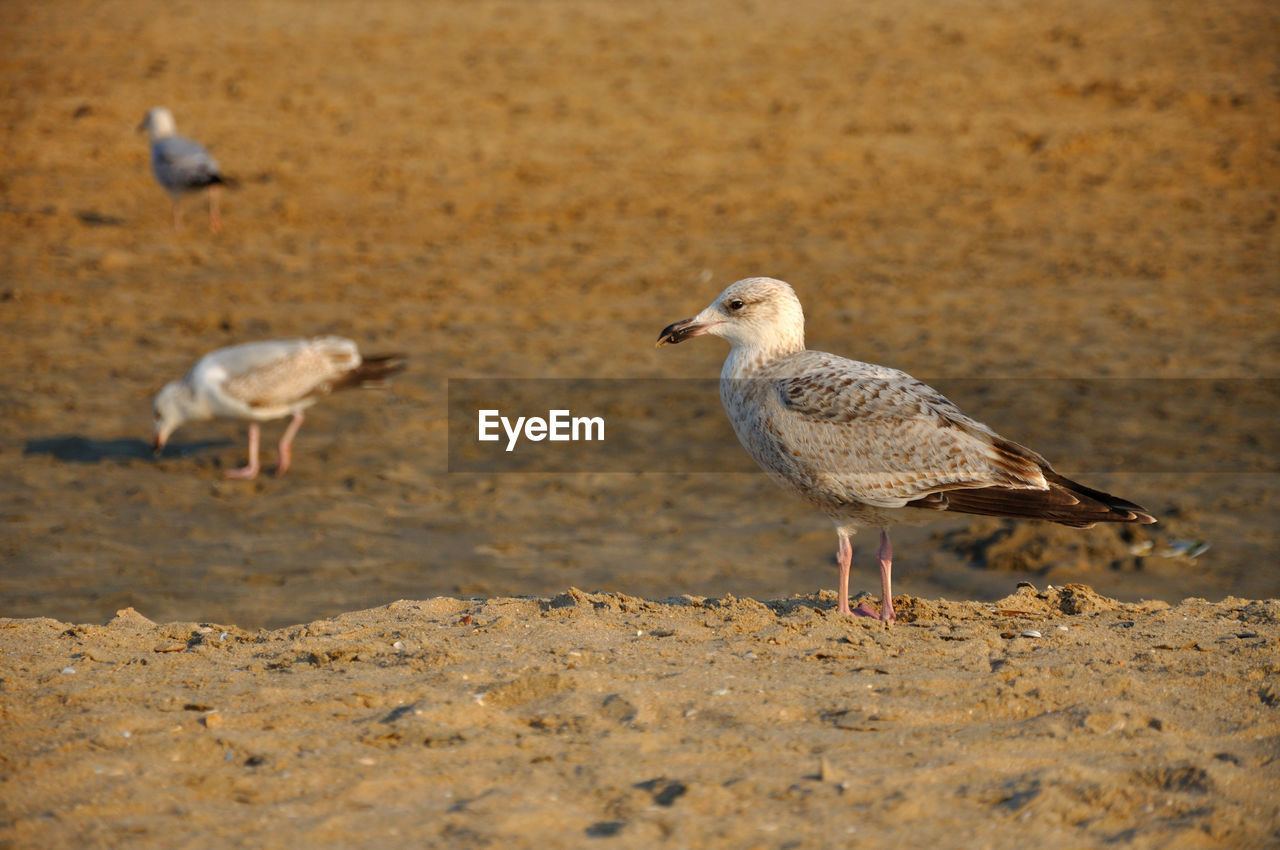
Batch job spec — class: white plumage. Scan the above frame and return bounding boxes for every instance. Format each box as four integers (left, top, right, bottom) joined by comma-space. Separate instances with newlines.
152, 337, 404, 479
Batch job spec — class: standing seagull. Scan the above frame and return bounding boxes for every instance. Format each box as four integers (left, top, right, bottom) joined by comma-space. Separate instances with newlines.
152, 337, 406, 479
138, 107, 232, 232
657, 277, 1155, 622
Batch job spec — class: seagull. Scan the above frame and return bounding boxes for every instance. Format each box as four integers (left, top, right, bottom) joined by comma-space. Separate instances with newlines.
152, 337, 406, 479
137, 107, 233, 232
657, 277, 1156, 623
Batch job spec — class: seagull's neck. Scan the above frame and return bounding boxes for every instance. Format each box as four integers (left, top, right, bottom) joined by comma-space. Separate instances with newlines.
175, 380, 212, 421
722, 334, 805, 380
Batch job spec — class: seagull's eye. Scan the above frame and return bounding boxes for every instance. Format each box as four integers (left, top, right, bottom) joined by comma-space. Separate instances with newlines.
728, 299, 745, 312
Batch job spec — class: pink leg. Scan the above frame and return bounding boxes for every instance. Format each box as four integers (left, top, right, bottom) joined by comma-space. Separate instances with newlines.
208, 186, 222, 233
839, 529, 883, 619
877, 528, 896, 623
225, 423, 261, 479
836, 530, 853, 615
274, 411, 304, 477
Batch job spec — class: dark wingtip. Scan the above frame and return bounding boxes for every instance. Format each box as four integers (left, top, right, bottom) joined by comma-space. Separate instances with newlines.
348, 353, 407, 388
364, 353, 407, 374
909, 474, 1159, 528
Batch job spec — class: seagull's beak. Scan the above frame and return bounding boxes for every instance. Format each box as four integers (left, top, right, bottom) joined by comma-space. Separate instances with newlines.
656, 317, 714, 347
151, 429, 166, 457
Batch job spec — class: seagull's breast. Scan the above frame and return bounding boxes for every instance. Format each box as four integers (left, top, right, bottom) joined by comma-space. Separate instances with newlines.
719, 358, 833, 503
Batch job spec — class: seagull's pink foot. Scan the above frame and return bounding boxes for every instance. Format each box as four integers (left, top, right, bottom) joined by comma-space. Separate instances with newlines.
849, 601, 883, 619
879, 598, 897, 623
226, 423, 261, 480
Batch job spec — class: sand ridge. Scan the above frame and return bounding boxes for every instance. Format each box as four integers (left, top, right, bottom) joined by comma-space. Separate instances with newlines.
2, 587, 1278, 847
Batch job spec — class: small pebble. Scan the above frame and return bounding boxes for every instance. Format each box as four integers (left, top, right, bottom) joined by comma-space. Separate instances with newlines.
392, 640, 405, 650
1021, 629, 1042, 639
61, 667, 76, 674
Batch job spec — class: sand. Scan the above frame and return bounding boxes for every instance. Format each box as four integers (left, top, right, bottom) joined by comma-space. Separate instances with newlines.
3, 589, 1279, 848
1, 0, 1278, 846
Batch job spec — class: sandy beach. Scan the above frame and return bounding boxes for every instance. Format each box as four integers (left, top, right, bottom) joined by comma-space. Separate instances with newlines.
3, 589, 1279, 848
1, 0, 1277, 845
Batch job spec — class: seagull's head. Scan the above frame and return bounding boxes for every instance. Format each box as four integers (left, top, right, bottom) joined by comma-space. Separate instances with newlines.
151, 380, 191, 455
137, 107, 177, 139
657, 277, 806, 355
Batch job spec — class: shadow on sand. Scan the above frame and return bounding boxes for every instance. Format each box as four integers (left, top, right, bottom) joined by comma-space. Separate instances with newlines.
24, 435, 232, 463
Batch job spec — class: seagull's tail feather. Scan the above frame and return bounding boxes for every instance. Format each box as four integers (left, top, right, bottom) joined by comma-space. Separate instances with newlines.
908, 468, 1156, 528
336, 354, 407, 391
180, 172, 236, 191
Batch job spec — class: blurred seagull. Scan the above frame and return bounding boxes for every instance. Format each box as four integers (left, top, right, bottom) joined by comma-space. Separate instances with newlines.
153, 337, 406, 479
138, 106, 234, 232
658, 277, 1156, 623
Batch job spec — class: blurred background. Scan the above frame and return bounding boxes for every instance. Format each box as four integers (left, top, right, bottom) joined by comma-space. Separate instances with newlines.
1, 0, 1276, 628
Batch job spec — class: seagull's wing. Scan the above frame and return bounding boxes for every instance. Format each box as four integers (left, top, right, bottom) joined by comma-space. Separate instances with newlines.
199, 339, 361, 418
759, 352, 1049, 509
152, 136, 222, 191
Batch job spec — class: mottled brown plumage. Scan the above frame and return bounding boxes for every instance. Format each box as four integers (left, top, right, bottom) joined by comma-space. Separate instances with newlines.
658, 277, 1155, 622
152, 337, 406, 479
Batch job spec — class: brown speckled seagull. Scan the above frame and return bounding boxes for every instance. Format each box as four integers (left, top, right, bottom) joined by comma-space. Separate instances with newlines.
657, 277, 1155, 622
152, 337, 405, 479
